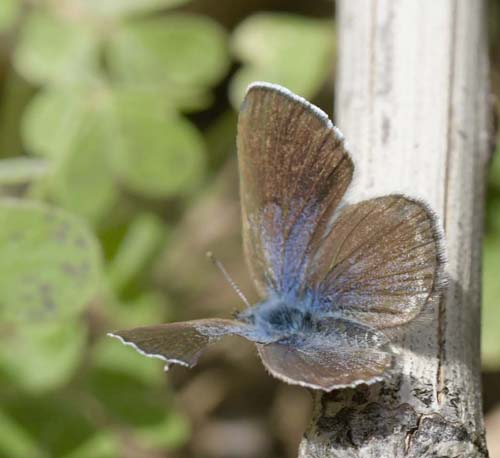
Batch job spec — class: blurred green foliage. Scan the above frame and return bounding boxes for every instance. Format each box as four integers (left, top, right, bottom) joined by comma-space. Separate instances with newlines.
0, 0, 333, 456
482, 150, 500, 369
0, 199, 102, 323
4, 0, 500, 455
482, 0, 500, 371
229, 13, 332, 108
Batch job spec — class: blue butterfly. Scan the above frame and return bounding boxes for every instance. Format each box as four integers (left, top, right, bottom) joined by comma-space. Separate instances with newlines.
109, 82, 446, 391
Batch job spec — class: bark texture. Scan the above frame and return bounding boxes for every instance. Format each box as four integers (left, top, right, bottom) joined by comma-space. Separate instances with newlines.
299, 1, 492, 456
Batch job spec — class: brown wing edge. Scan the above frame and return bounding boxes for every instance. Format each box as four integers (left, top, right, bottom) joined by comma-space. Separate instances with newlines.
391, 194, 448, 314
256, 343, 393, 391
107, 319, 245, 371
244, 82, 343, 136
107, 331, 193, 370
382, 194, 448, 334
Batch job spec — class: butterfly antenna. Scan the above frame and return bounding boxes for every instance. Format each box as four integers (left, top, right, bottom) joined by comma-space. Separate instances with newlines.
206, 251, 251, 308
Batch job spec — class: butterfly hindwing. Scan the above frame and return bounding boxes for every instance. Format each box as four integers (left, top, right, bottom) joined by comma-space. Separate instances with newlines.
237, 83, 353, 297
257, 317, 393, 390
306, 195, 446, 328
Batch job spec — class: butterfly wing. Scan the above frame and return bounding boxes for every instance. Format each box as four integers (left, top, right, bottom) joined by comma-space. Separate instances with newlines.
108, 319, 246, 369
257, 317, 392, 390
237, 83, 353, 297
306, 195, 446, 328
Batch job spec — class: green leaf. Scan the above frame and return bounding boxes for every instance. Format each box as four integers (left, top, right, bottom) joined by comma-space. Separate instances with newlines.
88, 363, 189, 451
0, 158, 48, 186
134, 411, 190, 450
3, 395, 97, 457
22, 87, 118, 223
14, 10, 100, 85
115, 82, 211, 113
22, 87, 93, 160
105, 291, 171, 332
482, 236, 500, 368
0, 321, 86, 392
108, 110, 205, 198
0, 0, 21, 32
72, 0, 191, 19
63, 432, 118, 458
229, 13, 333, 107
483, 139, 500, 368
0, 410, 42, 458
50, 115, 118, 225
488, 141, 500, 186
486, 193, 500, 235
88, 367, 172, 428
0, 199, 103, 323
23, 85, 205, 199
106, 14, 229, 93
108, 214, 167, 292
110, 85, 175, 121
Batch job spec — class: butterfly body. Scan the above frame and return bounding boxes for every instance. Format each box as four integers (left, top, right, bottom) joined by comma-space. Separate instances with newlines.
236, 294, 315, 342
108, 82, 446, 391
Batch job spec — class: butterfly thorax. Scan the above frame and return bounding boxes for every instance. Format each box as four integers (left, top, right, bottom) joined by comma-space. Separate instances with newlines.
236, 296, 317, 344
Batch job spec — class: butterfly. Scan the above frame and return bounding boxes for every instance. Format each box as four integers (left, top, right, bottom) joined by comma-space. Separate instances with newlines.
108, 82, 446, 391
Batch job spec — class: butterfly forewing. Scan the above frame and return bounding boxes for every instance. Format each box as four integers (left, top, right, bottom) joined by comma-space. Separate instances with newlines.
108, 319, 245, 368
306, 195, 445, 328
237, 83, 353, 297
